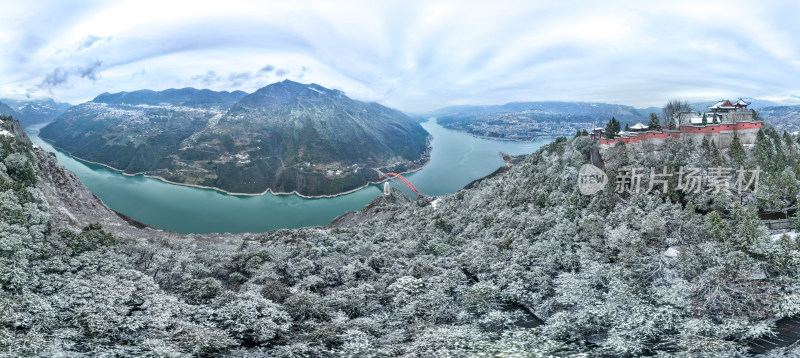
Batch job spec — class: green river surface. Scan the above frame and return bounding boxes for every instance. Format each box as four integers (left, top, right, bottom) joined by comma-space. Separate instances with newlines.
26, 120, 553, 234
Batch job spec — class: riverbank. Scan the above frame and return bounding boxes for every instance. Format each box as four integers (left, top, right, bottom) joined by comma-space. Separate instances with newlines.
26, 120, 552, 234
41, 137, 433, 199
443, 126, 553, 143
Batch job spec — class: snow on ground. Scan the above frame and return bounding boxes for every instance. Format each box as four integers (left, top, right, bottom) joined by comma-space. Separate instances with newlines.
431, 198, 441, 210
663, 247, 680, 258
772, 231, 798, 241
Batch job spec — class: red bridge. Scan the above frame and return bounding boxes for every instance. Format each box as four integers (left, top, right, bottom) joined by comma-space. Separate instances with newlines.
377, 171, 424, 198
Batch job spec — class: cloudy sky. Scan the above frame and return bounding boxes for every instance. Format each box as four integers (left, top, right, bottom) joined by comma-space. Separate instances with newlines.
1, 0, 799, 111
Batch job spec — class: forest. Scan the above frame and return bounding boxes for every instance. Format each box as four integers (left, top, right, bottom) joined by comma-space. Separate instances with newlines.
3, 112, 800, 356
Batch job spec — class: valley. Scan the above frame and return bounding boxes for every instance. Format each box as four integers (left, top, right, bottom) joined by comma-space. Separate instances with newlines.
434, 101, 652, 140
6, 2, 800, 356
27, 120, 552, 233
6, 113, 800, 356
40, 81, 430, 196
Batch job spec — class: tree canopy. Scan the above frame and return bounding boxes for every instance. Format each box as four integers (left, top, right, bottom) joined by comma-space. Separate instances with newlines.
2, 116, 800, 356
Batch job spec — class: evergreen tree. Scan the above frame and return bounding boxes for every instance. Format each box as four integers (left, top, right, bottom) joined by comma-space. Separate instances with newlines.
712, 113, 719, 124
700, 136, 711, 159
647, 113, 660, 129
624, 123, 630, 131
575, 130, 581, 138
704, 211, 730, 243
783, 130, 794, 148
755, 129, 775, 172
794, 199, 800, 231
728, 131, 746, 168
702, 113, 708, 125
604, 117, 621, 139
709, 140, 725, 166
772, 134, 787, 170
604, 120, 614, 139
581, 129, 588, 136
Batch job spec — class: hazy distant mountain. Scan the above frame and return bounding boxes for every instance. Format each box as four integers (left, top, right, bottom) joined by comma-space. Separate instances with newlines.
431, 99, 790, 140
91, 88, 247, 108
758, 105, 800, 132
0, 98, 72, 126
432, 101, 647, 124
0, 101, 16, 118
430, 101, 647, 140
40, 81, 430, 196
637, 106, 662, 116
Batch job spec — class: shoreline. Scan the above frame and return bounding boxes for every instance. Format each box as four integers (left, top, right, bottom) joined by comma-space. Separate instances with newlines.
453, 129, 552, 142
41, 138, 433, 199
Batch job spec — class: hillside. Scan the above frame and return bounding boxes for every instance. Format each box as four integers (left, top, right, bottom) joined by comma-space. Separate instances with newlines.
759, 105, 800, 132
0, 98, 72, 126
41, 81, 430, 196
435, 101, 645, 123
6, 112, 800, 356
432, 101, 648, 140
431, 99, 794, 141
175, 80, 430, 195
91, 88, 248, 108
0, 100, 16, 118
39, 88, 246, 176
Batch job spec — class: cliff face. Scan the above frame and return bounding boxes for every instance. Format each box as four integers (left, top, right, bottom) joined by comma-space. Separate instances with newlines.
2, 116, 120, 231
0, 115, 160, 236
1, 115, 31, 143
33, 148, 134, 232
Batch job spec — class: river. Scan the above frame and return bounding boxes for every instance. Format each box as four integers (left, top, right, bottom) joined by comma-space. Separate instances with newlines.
26, 120, 553, 234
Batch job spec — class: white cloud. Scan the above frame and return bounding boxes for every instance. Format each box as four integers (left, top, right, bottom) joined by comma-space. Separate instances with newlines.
1, 0, 799, 110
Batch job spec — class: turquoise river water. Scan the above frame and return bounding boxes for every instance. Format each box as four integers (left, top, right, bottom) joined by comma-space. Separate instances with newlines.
26, 120, 553, 234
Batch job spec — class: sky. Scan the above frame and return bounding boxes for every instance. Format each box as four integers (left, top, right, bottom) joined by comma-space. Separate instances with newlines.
1, 0, 800, 112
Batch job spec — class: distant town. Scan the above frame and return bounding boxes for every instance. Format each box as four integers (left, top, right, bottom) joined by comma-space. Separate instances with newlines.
441, 110, 594, 140
438, 98, 787, 143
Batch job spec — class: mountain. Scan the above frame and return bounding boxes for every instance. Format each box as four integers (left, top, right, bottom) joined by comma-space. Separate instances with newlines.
40, 87, 247, 176
6, 114, 800, 356
433, 101, 646, 124
91, 88, 247, 108
0, 100, 17, 118
0, 98, 73, 127
758, 104, 800, 132
40, 81, 430, 196
429, 101, 646, 140
169, 80, 430, 195
431, 99, 788, 140
637, 106, 662, 116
